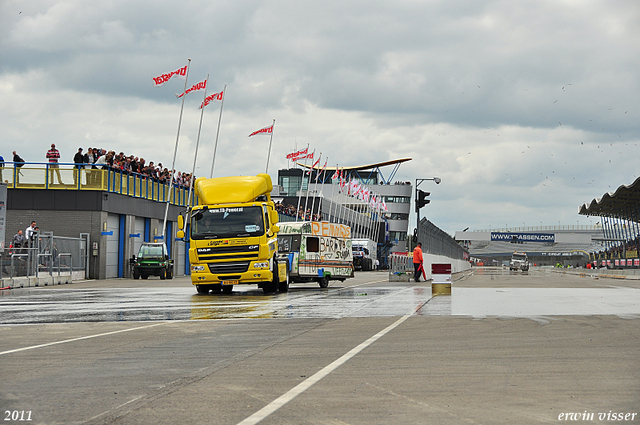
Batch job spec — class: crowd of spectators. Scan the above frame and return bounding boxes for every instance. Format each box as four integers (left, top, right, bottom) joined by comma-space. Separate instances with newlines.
275, 201, 322, 221
593, 235, 640, 259
78, 147, 195, 188
10, 146, 196, 189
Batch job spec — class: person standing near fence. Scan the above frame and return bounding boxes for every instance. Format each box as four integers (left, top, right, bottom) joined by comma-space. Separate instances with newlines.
12, 230, 24, 251
73, 148, 84, 185
413, 242, 424, 282
13, 151, 24, 183
25, 221, 36, 245
46, 143, 63, 185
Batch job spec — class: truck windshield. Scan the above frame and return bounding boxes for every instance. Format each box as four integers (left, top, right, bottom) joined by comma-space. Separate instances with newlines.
138, 245, 165, 259
191, 206, 265, 239
512, 254, 527, 261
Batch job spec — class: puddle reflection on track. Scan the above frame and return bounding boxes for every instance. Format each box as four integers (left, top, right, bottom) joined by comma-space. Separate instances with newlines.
1, 284, 639, 324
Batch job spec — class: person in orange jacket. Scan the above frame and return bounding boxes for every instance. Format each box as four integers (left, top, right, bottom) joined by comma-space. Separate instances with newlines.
413, 242, 424, 282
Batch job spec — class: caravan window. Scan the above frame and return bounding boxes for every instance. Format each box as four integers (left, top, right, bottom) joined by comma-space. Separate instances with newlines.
277, 235, 301, 253
306, 236, 320, 253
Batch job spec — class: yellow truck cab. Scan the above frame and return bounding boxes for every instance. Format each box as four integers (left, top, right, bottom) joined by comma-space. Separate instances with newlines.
177, 173, 289, 294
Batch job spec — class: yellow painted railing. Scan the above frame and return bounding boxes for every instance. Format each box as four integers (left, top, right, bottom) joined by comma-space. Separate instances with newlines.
2, 163, 196, 207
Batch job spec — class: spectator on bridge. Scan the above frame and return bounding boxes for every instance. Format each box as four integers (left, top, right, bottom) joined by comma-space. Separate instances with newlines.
73, 148, 84, 185
46, 143, 63, 184
13, 151, 24, 183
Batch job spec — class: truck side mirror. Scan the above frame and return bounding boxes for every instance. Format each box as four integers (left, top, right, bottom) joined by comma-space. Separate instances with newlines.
177, 214, 184, 230
177, 230, 184, 239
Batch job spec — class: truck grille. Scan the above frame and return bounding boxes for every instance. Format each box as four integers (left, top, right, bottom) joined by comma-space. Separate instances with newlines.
207, 262, 250, 274
198, 245, 260, 261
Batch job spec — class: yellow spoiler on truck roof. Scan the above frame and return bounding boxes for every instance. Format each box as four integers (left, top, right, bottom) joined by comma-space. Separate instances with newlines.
194, 173, 273, 205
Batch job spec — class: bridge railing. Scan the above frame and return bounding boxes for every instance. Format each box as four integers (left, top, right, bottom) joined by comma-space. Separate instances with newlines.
2, 162, 196, 207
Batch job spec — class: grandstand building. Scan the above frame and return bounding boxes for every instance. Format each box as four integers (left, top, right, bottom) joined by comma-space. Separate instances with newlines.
457, 226, 606, 267
275, 159, 414, 263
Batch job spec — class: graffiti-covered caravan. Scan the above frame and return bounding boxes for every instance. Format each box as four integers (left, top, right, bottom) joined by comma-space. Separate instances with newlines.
277, 221, 354, 288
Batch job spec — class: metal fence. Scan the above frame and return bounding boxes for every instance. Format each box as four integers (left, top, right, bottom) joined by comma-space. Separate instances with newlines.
2, 231, 88, 279
388, 253, 413, 281
418, 218, 468, 260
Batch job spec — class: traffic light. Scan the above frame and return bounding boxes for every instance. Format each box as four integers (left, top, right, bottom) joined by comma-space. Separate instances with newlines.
415, 189, 430, 212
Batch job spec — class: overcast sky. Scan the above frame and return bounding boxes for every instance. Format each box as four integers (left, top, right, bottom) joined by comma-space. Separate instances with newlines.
2, 0, 639, 235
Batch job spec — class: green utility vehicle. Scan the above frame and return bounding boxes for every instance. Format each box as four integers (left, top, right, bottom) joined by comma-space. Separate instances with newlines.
131, 242, 173, 279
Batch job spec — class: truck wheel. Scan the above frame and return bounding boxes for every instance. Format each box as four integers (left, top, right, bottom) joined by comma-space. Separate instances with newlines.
277, 259, 290, 293
196, 285, 210, 294
262, 283, 277, 294
166, 268, 173, 279
160, 269, 166, 280
133, 269, 140, 279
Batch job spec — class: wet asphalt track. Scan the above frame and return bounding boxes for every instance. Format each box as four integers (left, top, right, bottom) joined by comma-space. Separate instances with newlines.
1, 268, 639, 424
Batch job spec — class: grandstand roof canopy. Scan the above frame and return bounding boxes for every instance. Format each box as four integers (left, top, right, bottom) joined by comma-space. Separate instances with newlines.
296, 157, 412, 172
579, 176, 640, 219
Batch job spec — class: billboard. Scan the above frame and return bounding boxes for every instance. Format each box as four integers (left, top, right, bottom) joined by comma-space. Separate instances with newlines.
490, 232, 555, 243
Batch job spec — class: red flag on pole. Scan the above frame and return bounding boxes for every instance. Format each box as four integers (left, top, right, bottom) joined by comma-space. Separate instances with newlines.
286, 147, 308, 160
199, 90, 224, 109
176, 79, 207, 98
152, 65, 188, 87
249, 125, 274, 137
307, 155, 321, 175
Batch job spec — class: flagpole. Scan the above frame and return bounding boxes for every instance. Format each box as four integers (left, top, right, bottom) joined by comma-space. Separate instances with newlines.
338, 171, 347, 225
329, 164, 338, 222
187, 74, 209, 213
265, 119, 275, 174
295, 145, 310, 222
310, 156, 325, 221
209, 84, 226, 178
304, 152, 319, 222
162, 58, 191, 242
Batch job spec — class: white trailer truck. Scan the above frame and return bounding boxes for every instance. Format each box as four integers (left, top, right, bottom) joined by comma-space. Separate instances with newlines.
352, 238, 377, 271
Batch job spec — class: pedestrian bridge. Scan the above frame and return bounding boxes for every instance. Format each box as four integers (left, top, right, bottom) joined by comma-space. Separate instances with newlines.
3, 162, 194, 206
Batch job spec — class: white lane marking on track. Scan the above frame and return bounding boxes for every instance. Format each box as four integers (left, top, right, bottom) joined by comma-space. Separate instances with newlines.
0, 323, 165, 356
236, 300, 429, 425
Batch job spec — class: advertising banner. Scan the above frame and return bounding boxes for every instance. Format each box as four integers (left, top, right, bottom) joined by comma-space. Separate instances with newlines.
490, 232, 555, 243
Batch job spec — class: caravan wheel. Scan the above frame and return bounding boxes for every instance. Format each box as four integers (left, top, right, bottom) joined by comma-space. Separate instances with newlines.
318, 275, 329, 288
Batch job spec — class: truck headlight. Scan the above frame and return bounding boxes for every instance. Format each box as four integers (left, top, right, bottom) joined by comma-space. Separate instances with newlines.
254, 262, 269, 269
192, 265, 205, 272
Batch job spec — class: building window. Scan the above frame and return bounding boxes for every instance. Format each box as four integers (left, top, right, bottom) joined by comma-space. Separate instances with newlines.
384, 213, 409, 220
389, 231, 407, 241
383, 196, 410, 204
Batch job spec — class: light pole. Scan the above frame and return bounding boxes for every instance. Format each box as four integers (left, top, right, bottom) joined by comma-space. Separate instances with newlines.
415, 177, 441, 248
